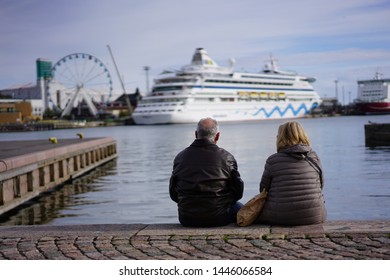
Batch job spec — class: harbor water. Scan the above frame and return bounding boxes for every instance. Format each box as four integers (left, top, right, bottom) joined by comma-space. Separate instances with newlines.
0, 115, 389, 225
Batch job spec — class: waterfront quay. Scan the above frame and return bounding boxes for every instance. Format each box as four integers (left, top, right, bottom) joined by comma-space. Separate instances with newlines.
0, 137, 117, 215
0, 221, 389, 260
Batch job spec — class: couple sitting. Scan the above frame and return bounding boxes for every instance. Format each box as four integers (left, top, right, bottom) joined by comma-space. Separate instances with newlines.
169, 117, 326, 227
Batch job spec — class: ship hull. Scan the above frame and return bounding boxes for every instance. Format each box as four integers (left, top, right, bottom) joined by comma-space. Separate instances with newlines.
356, 102, 390, 115
132, 100, 319, 124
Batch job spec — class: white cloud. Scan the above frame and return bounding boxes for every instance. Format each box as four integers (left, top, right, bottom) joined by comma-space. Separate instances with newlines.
1, 0, 389, 104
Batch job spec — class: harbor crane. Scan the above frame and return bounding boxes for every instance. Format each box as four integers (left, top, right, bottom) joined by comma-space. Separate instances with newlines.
107, 44, 133, 115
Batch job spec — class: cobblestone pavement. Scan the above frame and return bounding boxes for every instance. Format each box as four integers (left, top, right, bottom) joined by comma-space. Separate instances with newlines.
0, 221, 389, 260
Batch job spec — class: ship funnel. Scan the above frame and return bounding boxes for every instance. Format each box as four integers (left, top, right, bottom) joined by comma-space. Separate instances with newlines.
191, 48, 218, 67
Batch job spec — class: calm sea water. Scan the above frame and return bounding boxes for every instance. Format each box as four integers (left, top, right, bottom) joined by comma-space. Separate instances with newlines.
0, 115, 389, 225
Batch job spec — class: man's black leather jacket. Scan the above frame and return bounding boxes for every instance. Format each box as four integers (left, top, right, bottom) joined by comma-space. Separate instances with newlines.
169, 138, 244, 227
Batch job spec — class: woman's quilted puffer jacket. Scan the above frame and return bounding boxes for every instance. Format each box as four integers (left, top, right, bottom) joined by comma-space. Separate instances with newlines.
256, 144, 326, 226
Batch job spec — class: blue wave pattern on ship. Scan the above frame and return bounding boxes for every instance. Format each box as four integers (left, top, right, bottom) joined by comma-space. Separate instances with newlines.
251, 103, 313, 118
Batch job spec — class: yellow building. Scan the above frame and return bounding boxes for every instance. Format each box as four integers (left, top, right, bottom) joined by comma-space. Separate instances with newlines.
0, 101, 33, 124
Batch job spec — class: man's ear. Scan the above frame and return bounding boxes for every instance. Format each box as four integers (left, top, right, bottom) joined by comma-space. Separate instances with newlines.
214, 132, 220, 143
195, 131, 198, 139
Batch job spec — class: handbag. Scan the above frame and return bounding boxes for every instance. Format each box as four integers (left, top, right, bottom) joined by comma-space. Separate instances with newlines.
236, 187, 268, 227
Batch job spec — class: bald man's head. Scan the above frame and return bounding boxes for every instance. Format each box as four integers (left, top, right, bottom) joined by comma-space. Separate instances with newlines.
196, 117, 220, 143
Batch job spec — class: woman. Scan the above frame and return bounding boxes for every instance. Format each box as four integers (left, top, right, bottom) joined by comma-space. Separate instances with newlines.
256, 121, 326, 226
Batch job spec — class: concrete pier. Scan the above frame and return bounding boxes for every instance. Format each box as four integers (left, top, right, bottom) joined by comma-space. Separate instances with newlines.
0, 137, 117, 215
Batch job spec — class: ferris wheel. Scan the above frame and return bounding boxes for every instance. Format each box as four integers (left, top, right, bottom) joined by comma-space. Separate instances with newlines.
46, 53, 113, 118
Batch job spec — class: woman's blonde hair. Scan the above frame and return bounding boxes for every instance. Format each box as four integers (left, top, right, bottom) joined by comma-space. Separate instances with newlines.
276, 121, 310, 151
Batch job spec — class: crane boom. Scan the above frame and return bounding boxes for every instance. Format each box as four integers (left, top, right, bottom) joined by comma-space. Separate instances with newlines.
107, 44, 133, 114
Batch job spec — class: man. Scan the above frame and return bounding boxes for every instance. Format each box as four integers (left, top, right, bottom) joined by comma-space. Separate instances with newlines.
169, 117, 244, 227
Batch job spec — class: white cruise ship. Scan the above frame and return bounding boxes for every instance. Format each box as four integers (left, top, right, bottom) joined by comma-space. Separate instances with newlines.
132, 48, 322, 124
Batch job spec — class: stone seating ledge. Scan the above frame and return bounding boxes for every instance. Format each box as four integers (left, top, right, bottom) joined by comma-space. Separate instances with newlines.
1, 220, 389, 237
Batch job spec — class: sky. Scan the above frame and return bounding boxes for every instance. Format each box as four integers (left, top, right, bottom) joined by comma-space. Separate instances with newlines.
1, 0, 390, 104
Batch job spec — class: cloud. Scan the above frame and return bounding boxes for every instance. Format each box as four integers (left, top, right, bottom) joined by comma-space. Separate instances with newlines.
0, 0, 389, 104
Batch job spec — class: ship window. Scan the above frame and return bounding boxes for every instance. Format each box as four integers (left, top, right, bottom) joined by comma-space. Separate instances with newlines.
193, 98, 214, 102
205, 79, 293, 87
221, 98, 235, 102
152, 86, 183, 92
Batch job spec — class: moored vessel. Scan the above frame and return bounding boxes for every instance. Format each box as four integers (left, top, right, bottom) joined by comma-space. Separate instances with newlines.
355, 72, 390, 115
133, 48, 322, 124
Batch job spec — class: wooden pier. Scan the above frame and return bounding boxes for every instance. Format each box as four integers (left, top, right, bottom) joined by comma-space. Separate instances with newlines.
0, 137, 117, 215
364, 122, 390, 147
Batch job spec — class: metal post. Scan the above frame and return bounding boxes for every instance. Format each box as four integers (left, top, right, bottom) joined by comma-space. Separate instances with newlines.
144, 66, 150, 93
